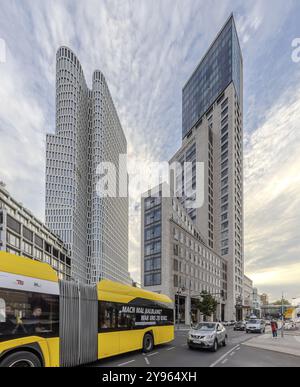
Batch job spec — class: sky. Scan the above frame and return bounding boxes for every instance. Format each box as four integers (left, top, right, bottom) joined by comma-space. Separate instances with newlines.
0, 0, 299, 302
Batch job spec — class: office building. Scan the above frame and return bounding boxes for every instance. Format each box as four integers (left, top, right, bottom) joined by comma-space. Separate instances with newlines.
0, 182, 71, 280
170, 15, 244, 320
141, 184, 227, 324
46, 47, 130, 285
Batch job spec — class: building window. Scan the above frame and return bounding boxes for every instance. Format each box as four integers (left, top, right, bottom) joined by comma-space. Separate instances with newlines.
145, 209, 161, 226
173, 244, 179, 256
174, 259, 178, 271
34, 248, 43, 261
145, 224, 161, 241
35, 235, 44, 249
145, 196, 161, 210
7, 232, 20, 249
144, 273, 161, 286
144, 257, 161, 272
7, 215, 21, 234
145, 241, 161, 256
23, 226, 33, 242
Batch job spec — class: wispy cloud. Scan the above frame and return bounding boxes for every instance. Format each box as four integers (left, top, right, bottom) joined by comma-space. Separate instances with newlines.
245, 81, 300, 299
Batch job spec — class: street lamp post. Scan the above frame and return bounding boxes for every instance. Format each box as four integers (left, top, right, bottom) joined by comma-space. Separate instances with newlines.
176, 287, 185, 329
281, 292, 284, 338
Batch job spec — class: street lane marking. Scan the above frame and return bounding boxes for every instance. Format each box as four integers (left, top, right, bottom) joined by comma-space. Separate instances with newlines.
166, 346, 176, 351
221, 359, 228, 364
118, 360, 136, 367
209, 345, 240, 368
230, 352, 235, 356
236, 347, 241, 351
144, 357, 150, 365
148, 352, 159, 357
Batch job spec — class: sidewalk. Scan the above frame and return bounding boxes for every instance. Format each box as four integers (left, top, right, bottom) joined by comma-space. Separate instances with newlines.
243, 333, 300, 357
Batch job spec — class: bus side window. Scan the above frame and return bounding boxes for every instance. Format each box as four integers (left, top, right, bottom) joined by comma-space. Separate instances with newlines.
0, 299, 6, 323
100, 302, 117, 330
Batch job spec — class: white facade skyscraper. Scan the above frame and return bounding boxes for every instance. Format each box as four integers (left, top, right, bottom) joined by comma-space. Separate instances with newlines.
45, 46, 130, 285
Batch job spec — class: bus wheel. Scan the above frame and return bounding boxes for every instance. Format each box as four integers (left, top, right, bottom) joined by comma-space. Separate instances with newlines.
0, 351, 42, 367
143, 333, 154, 353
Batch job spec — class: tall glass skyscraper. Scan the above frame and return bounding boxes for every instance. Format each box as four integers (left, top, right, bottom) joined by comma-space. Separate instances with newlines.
182, 15, 242, 138
170, 15, 244, 320
45, 47, 130, 285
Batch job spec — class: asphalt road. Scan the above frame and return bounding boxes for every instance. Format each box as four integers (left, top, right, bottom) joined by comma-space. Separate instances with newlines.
90, 327, 300, 368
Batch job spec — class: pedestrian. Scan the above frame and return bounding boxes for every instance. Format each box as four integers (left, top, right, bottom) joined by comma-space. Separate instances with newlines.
271, 320, 278, 338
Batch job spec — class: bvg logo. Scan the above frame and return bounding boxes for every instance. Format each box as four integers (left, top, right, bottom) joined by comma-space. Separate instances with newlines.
292, 38, 300, 63
15, 279, 24, 286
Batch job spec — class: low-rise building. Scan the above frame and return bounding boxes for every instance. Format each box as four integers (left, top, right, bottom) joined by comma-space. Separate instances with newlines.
141, 184, 227, 325
0, 183, 71, 280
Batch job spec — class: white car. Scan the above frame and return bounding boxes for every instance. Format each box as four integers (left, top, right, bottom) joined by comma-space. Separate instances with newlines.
246, 319, 266, 334
187, 322, 227, 352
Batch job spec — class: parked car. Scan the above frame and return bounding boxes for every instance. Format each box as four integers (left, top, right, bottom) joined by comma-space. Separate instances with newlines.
187, 322, 227, 352
229, 320, 237, 326
246, 319, 266, 334
234, 321, 246, 331
222, 321, 230, 326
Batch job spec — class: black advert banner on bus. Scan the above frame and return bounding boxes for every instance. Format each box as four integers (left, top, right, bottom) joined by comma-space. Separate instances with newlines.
119, 305, 173, 327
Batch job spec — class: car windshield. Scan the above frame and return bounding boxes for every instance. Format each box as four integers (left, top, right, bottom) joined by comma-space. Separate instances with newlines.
194, 323, 216, 331
248, 319, 259, 324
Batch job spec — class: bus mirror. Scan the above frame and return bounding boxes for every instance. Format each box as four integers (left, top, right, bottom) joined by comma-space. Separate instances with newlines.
0, 299, 6, 322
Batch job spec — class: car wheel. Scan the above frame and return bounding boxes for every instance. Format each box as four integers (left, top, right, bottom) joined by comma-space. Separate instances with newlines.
246, 330, 249, 333
143, 333, 154, 353
188, 344, 194, 350
211, 340, 218, 352
0, 351, 42, 367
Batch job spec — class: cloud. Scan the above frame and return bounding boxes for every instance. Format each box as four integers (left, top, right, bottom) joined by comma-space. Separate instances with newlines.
244, 82, 300, 300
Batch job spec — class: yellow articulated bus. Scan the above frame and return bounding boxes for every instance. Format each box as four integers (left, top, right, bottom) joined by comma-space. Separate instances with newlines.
0, 252, 174, 367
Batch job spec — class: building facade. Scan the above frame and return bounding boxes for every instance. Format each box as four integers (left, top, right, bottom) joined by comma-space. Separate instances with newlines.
45, 46, 130, 285
252, 288, 261, 318
141, 184, 227, 325
243, 275, 253, 319
170, 15, 244, 320
260, 293, 269, 306
0, 183, 71, 280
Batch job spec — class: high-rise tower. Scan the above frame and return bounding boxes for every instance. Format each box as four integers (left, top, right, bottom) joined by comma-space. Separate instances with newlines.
45, 46, 130, 285
170, 15, 244, 320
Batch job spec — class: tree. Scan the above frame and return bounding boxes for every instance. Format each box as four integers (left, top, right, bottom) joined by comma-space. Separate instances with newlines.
272, 299, 291, 306
196, 291, 218, 320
